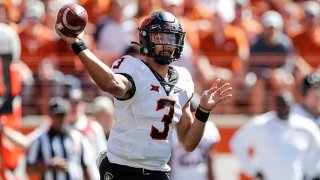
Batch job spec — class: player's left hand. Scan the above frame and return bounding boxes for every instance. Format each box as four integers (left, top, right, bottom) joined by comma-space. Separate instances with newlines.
199, 79, 232, 111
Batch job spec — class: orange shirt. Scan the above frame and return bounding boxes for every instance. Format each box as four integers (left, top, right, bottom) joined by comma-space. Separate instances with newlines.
0, 0, 21, 23
0, 63, 22, 176
52, 32, 97, 74
19, 23, 55, 73
183, 3, 213, 21
200, 24, 249, 72
80, 0, 111, 24
233, 18, 263, 44
292, 28, 320, 68
179, 16, 200, 56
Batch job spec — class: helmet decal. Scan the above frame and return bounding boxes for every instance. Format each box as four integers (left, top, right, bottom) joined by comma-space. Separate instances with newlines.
141, 17, 154, 26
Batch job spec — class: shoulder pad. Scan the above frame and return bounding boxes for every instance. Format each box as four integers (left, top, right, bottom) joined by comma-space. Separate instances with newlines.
173, 66, 194, 96
173, 66, 192, 81
111, 55, 145, 76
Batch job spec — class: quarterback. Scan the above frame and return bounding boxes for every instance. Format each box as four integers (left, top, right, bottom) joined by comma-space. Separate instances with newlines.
56, 11, 232, 180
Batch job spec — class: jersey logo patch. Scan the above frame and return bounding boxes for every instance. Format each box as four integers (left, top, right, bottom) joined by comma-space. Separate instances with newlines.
104, 171, 113, 180
150, 85, 160, 92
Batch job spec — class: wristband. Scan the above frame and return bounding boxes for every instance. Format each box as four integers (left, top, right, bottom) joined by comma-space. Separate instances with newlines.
195, 107, 210, 122
71, 41, 87, 55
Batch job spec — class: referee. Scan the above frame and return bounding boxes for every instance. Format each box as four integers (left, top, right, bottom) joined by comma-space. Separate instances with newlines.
26, 97, 91, 180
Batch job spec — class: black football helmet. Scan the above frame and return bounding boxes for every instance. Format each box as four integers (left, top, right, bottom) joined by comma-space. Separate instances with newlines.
138, 11, 185, 65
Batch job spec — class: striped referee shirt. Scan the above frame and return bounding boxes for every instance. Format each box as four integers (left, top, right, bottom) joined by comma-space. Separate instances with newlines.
27, 127, 90, 180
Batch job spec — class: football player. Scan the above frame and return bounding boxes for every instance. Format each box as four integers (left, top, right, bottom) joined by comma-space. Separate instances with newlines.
56, 11, 232, 180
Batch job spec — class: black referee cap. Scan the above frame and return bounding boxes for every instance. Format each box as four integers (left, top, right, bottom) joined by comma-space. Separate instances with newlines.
301, 71, 320, 96
48, 97, 70, 116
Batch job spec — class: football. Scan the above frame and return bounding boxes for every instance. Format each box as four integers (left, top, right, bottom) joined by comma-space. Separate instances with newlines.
56, 4, 88, 37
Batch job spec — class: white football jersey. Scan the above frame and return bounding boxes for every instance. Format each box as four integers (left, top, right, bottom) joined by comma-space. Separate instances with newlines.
171, 121, 220, 180
107, 55, 194, 171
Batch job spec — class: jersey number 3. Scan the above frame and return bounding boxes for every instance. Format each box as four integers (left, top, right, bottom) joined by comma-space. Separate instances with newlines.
151, 99, 176, 140
112, 57, 124, 69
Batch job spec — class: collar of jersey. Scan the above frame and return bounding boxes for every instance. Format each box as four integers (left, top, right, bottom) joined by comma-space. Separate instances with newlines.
141, 60, 179, 95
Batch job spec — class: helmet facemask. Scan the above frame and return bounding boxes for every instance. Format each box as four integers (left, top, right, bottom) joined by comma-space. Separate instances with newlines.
150, 31, 184, 65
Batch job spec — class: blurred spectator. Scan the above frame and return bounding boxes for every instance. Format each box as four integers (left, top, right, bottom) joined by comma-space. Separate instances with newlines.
0, 120, 30, 149
281, 1, 304, 38
291, 71, 320, 179
26, 97, 91, 180
196, 9, 250, 113
249, 10, 293, 78
182, 0, 214, 21
249, 0, 272, 19
170, 120, 220, 180
91, 96, 115, 140
19, 0, 55, 73
248, 10, 295, 112
64, 75, 106, 180
0, 22, 24, 179
291, 71, 320, 125
135, 0, 158, 21
0, 22, 34, 116
40, 0, 58, 29
291, 1, 320, 80
132, 0, 159, 44
94, 0, 136, 66
0, 0, 21, 33
50, 1, 97, 75
161, 0, 201, 89
0, 111, 51, 151
230, 91, 320, 180
0, 115, 50, 179
54, 34, 97, 75
0, 118, 25, 180
0, 115, 50, 151
231, 0, 263, 44
0, 21, 34, 89
38, 59, 66, 114
80, 0, 112, 24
